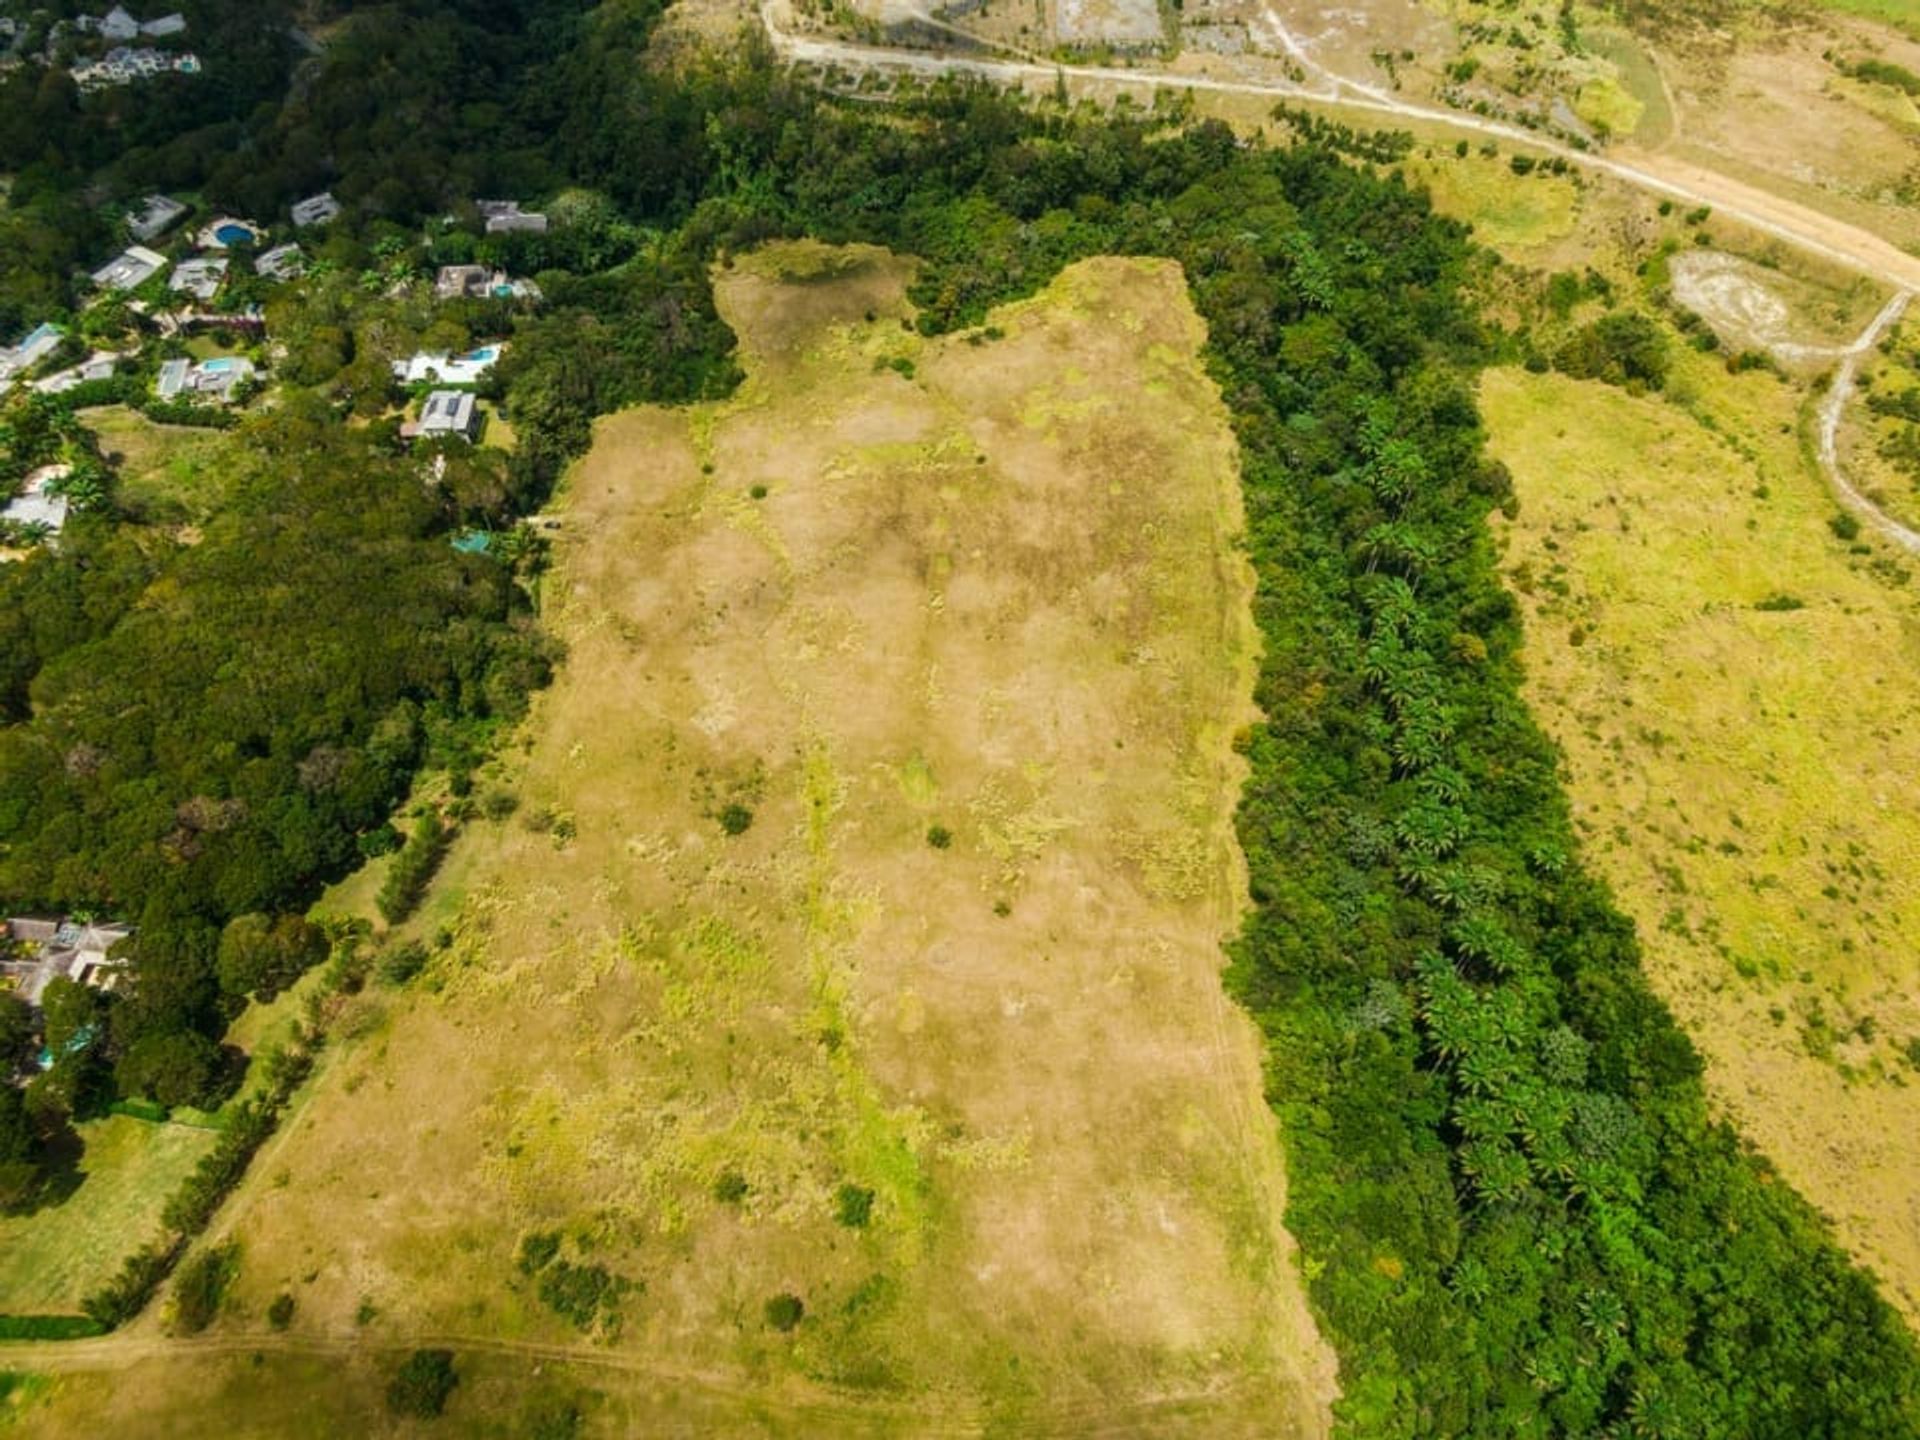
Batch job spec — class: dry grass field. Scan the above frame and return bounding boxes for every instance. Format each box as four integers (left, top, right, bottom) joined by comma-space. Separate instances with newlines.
1484, 352, 1920, 1321
18, 244, 1334, 1435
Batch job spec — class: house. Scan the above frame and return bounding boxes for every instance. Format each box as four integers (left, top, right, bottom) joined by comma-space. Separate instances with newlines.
169, 255, 228, 302
254, 242, 304, 281
433, 265, 540, 303
99, 5, 139, 40
127, 192, 187, 242
0, 916, 133, 1008
2, 466, 73, 540
290, 191, 341, 227
140, 12, 186, 36
404, 390, 481, 443
33, 354, 118, 395
477, 199, 548, 235
392, 343, 503, 386
0, 322, 66, 383
91, 245, 166, 291
155, 355, 190, 400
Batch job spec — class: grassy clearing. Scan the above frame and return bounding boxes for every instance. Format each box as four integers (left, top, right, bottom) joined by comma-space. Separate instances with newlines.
0, 1116, 217, 1314
51, 245, 1331, 1435
1849, 315, 1920, 531
1402, 150, 1581, 256
1485, 351, 1920, 1318
83, 406, 237, 524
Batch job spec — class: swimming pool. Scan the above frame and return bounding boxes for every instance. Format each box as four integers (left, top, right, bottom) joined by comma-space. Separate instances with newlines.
214, 222, 256, 246
464, 345, 499, 363
201, 357, 241, 373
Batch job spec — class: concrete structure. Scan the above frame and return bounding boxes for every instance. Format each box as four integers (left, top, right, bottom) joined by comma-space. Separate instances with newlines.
0, 323, 65, 384
33, 354, 117, 395
99, 5, 138, 40
91, 245, 166, 291
155, 355, 190, 400
254, 242, 304, 281
393, 343, 502, 386
2, 466, 73, 539
127, 192, 187, 242
477, 199, 549, 235
0, 917, 132, 1007
290, 191, 341, 227
405, 389, 481, 443
140, 12, 186, 36
166, 355, 255, 403
433, 264, 540, 303
169, 255, 227, 301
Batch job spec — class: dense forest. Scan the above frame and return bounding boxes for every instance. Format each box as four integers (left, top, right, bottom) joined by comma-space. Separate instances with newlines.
1, 0, 1918, 1430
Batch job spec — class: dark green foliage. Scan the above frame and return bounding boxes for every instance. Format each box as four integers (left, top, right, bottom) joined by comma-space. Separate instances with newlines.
376, 814, 452, 924
113, 1029, 223, 1111
517, 1230, 562, 1275
377, 940, 431, 988
1844, 57, 1920, 95
216, 913, 327, 1002
0, 1314, 108, 1340
1554, 310, 1671, 389
712, 1170, 749, 1204
267, 1292, 295, 1330
763, 1292, 804, 1332
925, 825, 952, 849
170, 1242, 239, 1335
1754, 593, 1805, 612
717, 803, 753, 836
1831, 511, 1864, 541
386, 1348, 459, 1420
835, 1183, 875, 1229
535, 1259, 634, 1331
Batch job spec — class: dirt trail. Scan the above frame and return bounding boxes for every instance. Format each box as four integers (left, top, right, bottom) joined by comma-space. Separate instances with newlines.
762, 1, 1920, 293
1817, 289, 1920, 555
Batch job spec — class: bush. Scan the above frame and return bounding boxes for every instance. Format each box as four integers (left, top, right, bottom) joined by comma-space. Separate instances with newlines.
834, 1184, 875, 1228
377, 941, 430, 988
376, 814, 451, 924
517, 1230, 561, 1274
763, 1292, 804, 1332
0, 1314, 108, 1340
1830, 511, 1863, 542
712, 1170, 749, 1204
268, 1292, 295, 1330
170, 1243, 239, 1335
718, 803, 753, 836
925, 825, 952, 849
386, 1349, 458, 1419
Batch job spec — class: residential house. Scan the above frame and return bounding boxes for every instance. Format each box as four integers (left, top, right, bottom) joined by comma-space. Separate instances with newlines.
433, 264, 540, 303
155, 355, 190, 400
127, 192, 187, 242
290, 191, 341, 227
33, 354, 118, 395
254, 242, 304, 281
404, 390, 481, 443
99, 5, 139, 40
157, 355, 255, 403
1, 916, 133, 1007
140, 12, 186, 36
0, 322, 66, 384
91, 245, 166, 291
2, 466, 73, 541
392, 343, 503, 386
477, 199, 548, 235
169, 255, 228, 302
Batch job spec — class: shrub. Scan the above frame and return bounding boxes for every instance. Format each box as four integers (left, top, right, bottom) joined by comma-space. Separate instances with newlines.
764, 1292, 804, 1332
377, 941, 430, 988
480, 788, 519, 821
268, 1292, 295, 1330
1830, 512, 1862, 542
718, 803, 753, 836
925, 825, 952, 849
834, 1184, 875, 1228
170, 1243, 239, 1335
712, 1170, 749, 1204
386, 1349, 458, 1419
517, 1230, 562, 1275
376, 814, 451, 924
536, 1260, 632, 1330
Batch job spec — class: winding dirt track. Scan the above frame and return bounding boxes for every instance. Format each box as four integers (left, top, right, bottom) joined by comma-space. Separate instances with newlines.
1818, 290, 1920, 555
762, 0, 1920, 293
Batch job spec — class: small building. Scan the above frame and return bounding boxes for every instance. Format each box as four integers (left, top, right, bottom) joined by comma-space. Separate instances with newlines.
290, 191, 340, 227
155, 356, 190, 400
176, 355, 254, 403
98, 5, 139, 40
392, 343, 503, 386
433, 265, 539, 303
169, 255, 228, 302
91, 245, 166, 291
404, 390, 481, 443
140, 12, 186, 36
0, 322, 66, 382
2, 466, 73, 540
33, 354, 117, 395
254, 242, 304, 281
477, 199, 548, 235
0, 916, 133, 1007
127, 192, 187, 242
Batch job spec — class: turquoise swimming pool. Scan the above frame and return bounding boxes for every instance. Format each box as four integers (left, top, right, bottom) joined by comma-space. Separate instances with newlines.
214, 222, 256, 246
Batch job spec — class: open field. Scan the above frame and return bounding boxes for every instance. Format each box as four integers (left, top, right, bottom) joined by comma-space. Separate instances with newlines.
1847, 315, 1920, 532
83, 406, 237, 524
18, 244, 1335, 1435
1485, 354, 1920, 1320
0, 1116, 216, 1315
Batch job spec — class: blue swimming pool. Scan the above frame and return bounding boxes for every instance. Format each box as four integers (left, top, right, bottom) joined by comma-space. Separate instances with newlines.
464, 345, 499, 363
201, 357, 241, 373
214, 222, 255, 246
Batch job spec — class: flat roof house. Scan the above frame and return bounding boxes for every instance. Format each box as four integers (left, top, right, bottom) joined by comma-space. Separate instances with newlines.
128, 192, 187, 242
91, 245, 166, 291
405, 390, 481, 443
169, 255, 228, 301
140, 12, 186, 36
254, 242, 304, 281
99, 5, 139, 40
1, 916, 133, 1007
2, 466, 73, 540
0, 322, 66, 383
290, 191, 340, 227
477, 199, 549, 235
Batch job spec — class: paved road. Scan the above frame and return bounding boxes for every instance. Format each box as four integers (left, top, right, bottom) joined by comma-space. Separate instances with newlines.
762, 1, 1920, 294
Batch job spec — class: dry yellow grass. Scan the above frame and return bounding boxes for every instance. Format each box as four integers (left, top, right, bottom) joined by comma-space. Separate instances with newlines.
21, 245, 1334, 1435
1485, 353, 1920, 1321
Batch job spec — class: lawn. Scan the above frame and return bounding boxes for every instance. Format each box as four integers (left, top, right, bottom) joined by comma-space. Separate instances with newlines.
61, 244, 1334, 1435
0, 1115, 217, 1315
83, 406, 238, 525
1485, 351, 1920, 1321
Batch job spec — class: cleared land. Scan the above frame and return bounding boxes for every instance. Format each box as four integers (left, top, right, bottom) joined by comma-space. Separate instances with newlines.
1485, 354, 1920, 1321
19, 245, 1334, 1435
0, 1115, 216, 1315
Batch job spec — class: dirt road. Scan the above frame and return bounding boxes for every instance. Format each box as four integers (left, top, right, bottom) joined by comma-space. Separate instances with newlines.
762, 0, 1920, 294
1818, 289, 1920, 555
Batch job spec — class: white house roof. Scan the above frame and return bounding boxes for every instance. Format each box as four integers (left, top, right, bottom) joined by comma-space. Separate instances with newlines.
91, 245, 166, 291
290, 192, 340, 227
418, 389, 477, 435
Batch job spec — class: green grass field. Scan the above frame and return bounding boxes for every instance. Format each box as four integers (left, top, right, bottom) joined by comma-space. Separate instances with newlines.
83, 406, 237, 525
0, 1116, 217, 1314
